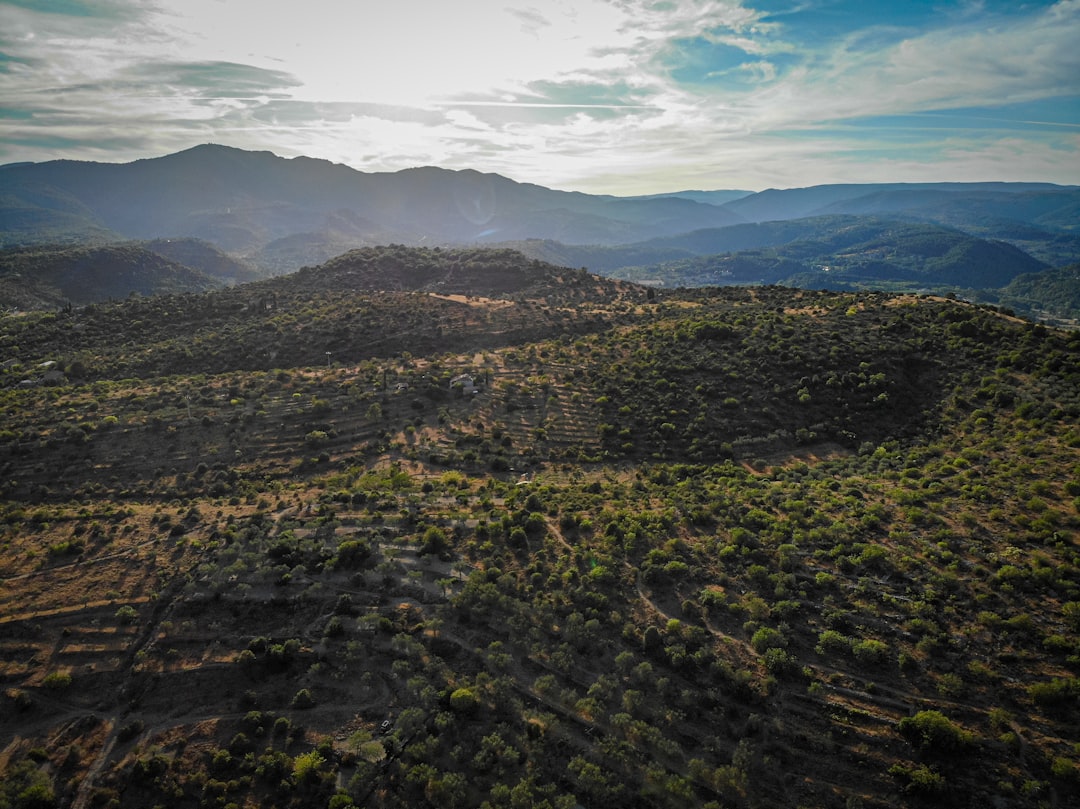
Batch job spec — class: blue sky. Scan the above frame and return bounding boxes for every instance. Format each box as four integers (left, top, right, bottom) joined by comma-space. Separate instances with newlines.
1, 0, 1077, 193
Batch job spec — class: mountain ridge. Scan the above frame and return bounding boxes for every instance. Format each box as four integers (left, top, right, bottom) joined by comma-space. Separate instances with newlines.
2, 145, 1077, 316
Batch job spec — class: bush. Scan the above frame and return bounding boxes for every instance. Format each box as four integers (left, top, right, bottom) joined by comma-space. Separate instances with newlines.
815, 630, 852, 656
898, 710, 973, 754
291, 688, 315, 709
750, 627, 786, 654
889, 763, 946, 794
1028, 677, 1080, 708
335, 539, 372, 569
292, 750, 325, 784
762, 647, 798, 678
852, 639, 889, 665
420, 526, 448, 556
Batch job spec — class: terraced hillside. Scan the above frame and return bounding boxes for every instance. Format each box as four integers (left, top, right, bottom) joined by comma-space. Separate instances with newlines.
1, 247, 1078, 809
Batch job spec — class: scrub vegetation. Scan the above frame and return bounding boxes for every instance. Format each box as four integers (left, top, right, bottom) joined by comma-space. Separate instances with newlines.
1, 247, 1078, 809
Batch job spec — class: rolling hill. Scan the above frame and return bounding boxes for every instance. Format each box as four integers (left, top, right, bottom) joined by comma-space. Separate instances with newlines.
506, 217, 1051, 295
1, 246, 1078, 809
0, 243, 221, 307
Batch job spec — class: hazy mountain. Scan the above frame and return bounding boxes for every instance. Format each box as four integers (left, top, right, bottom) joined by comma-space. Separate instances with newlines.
720, 181, 1075, 223
505, 216, 1050, 293
0, 145, 746, 261
612, 219, 1048, 291
3, 146, 1075, 308
625, 189, 755, 206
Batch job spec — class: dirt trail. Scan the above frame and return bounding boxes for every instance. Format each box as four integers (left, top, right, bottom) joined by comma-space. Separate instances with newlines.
71, 728, 115, 809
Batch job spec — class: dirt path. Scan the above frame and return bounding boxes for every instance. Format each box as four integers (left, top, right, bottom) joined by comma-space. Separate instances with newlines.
71, 728, 116, 809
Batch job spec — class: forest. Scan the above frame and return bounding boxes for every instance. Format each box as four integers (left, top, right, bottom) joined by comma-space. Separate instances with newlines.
1, 247, 1078, 809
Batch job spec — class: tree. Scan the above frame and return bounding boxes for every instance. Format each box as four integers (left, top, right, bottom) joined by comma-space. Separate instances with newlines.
449, 687, 480, 715
291, 688, 316, 709
292, 750, 326, 784
421, 526, 448, 556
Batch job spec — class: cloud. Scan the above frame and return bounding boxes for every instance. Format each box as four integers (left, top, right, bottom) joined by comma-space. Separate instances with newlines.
507, 6, 553, 36
115, 61, 301, 99
0, 0, 1076, 191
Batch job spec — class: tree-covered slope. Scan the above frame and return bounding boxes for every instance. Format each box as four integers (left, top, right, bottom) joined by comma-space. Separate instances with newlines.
0, 247, 647, 380
608, 219, 1048, 292
0, 243, 222, 307
994, 263, 1080, 327
1, 248, 1078, 809
142, 238, 263, 285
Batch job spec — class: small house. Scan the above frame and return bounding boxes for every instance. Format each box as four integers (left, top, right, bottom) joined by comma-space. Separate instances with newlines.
450, 374, 476, 395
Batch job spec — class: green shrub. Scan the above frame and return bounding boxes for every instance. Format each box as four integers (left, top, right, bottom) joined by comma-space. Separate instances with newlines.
750, 627, 786, 654
889, 763, 946, 794
291, 688, 315, 709
852, 639, 889, 665
1028, 677, 1080, 708
815, 630, 852, 656
898, 710, 973, 754
292, 750, 325, 784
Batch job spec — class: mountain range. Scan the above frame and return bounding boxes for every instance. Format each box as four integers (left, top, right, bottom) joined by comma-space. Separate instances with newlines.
1, 144, 1078, 321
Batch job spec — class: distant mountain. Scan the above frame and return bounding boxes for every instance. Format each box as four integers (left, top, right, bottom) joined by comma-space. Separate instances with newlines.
0, 243, 220, 307
0, 145, 746, 264
625, 189, 754, 206
505, 216, 1054, 285
720, 181, 1075, 223
515, 217, 1049, 292
2, 146, 1076, 307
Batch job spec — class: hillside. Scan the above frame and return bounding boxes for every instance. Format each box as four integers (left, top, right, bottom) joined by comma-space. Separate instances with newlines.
512, 217, 1051, 294
1, 247, 1079, 809
992, 263, 1080, 327
141, 239, 262, 286
0, 248, 645, 380
720, 182, 1077, 225
0, 244, 221, 308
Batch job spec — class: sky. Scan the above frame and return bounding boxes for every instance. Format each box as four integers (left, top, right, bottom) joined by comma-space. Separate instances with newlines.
1, 0, 1078, 194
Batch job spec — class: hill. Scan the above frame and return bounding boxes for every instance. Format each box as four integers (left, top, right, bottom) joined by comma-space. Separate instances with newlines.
1, 246, 1078, 809
0, 243, 221, 307
509, 217, 1051, 294
0, 247, 646, 379
141, 238, 262, 285
992, 263, 1080, 327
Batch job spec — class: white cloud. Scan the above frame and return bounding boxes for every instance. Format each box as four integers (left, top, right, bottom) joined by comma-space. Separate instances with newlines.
0, 0, 1077, 191
752, 0, 1080, 126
